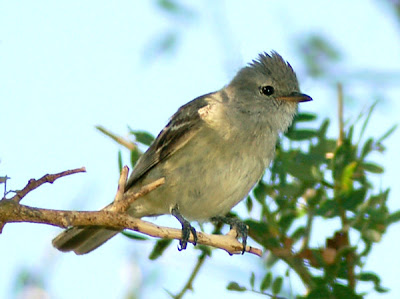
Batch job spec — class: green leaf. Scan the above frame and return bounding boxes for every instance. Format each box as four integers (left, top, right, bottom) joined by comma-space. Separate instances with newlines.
271, 276, 283, 295
341, 188, 367, 211
358, 272, 389, 293
278, 211, 296, 233
245, 220, 280, 248
121, 231, 148, 241
340, 161, 357, 192
301, 34, 341, 77
377, 124, 397, 143
347, 125, 355, 143
317, 119, 330, 138
245, 220, 269, 238
153, 31, 179, 55
294, 112, 317, 122
130, 148, 141, 168
260, 272, 272, 291
286, 129, 317, 141
333, 283, 363, 298
149, 239, 172, 260
309, 136, 336, 165
283, 151, 315, 181
332, 139, 354, 180
305, 285, 330, 298
386, 210, 400, 225
117, 150, 123, 173
130, 130, 155, 146
249, 272, 255, 289
362, 162, 384, 174
156, 0, 194, 17
359, 101, 377, 143
253, 181, 267, 203
360, 138, 373, 160
157, 0, 180, 13
226, 282, 246, 292
245, 196, 253, 212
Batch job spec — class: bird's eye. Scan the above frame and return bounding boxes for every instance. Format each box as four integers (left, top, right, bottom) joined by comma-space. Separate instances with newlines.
260, 85, 274, 96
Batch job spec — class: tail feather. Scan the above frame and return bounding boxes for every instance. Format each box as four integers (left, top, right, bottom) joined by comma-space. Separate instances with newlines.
52, 227, 120, 255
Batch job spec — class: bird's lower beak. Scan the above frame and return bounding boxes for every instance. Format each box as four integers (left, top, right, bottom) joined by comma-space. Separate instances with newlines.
278, 92, 313, 103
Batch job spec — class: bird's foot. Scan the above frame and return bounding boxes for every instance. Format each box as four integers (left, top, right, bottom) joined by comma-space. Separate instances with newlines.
211, 216, 248, 254
171, 205, 197, 250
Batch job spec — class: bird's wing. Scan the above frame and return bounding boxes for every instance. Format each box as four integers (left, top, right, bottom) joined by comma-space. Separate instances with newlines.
125, 93, 213, 190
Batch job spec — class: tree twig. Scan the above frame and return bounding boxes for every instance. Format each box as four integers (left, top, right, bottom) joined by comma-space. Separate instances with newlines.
96, 125, 137, 151
337, 83, 344, 146
300, 208, 314, 252
174, 251, 208, 299
111, 178, 165, 213
10, 167, 86, 203
113, 165, 129, 205
336, 83, 356, 290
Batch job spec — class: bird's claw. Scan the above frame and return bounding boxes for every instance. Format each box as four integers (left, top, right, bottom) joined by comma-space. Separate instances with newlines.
212, 216, 248, 254
172, 205, 197, 251
177, 219, 197, 250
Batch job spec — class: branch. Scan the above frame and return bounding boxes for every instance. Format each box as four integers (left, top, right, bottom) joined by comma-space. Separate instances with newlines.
249, 230, 315, 289
0, 201, 262, 256
10, 167, 86, 203
337, 82, 344, 146
0, 168, 262, 257
336, 84, 356, 289
173, 251, 208, 299
96, 125, 137, 151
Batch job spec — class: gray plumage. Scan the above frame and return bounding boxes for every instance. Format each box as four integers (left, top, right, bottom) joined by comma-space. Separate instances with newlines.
52, 51, 312, 254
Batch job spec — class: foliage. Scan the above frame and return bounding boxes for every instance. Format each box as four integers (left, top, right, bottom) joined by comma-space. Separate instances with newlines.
227, 104, 397, 298
106, 101, 398, 298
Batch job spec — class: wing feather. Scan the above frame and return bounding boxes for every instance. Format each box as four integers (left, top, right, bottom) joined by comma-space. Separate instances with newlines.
125, 93, 213, 189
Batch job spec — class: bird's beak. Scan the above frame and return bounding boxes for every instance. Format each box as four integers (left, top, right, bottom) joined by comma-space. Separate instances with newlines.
278, 92, 313, 103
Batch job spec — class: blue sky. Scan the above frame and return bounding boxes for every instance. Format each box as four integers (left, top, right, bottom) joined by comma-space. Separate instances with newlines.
1, 1, 400, 298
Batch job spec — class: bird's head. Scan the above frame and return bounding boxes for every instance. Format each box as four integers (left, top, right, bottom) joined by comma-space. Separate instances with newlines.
228, 51, 312, 132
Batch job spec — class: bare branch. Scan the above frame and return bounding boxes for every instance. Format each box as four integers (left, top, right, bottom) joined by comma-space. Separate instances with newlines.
111, 177, 165, 213
113, 165, 129, 204
0, 199, 262, 256
96, 125, 137, 151
174, 251, 208, 299
337, 82, 344, 146
0, 168, 262, 257
10, 167, 86, 203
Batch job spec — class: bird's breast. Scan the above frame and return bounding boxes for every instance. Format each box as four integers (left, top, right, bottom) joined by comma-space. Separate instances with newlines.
164, 126, 275, 220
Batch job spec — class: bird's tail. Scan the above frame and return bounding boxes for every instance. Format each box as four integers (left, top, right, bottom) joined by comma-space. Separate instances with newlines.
52, 226, 120, 255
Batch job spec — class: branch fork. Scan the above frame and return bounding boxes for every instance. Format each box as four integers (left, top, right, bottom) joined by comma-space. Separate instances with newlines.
0, 166, 262, 257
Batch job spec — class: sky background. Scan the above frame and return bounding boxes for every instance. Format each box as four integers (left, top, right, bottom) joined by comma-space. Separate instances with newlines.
1, 1, 400, 298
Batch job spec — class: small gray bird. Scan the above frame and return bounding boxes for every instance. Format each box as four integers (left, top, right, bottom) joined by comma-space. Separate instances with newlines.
53, 51, 312, 254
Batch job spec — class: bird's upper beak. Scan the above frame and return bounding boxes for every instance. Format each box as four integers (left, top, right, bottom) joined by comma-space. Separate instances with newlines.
278, 92, 313, 103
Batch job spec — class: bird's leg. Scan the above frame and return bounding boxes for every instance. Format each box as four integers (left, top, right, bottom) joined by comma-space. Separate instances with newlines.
211, 216, 248, 254
171, 205, 197, 250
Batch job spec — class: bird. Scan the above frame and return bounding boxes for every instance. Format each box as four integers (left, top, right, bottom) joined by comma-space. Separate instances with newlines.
52, 51, 312, 255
